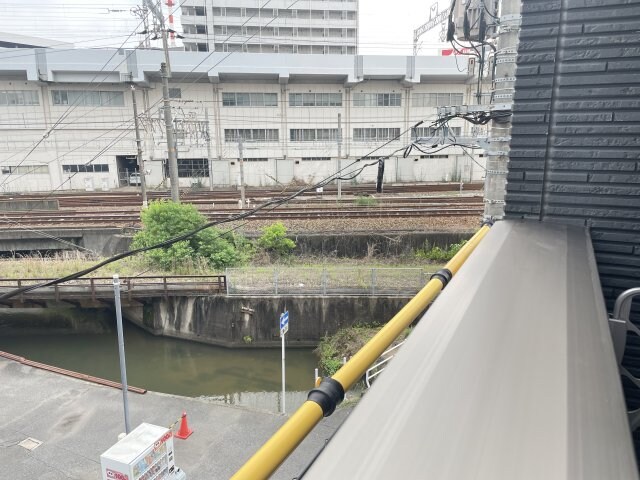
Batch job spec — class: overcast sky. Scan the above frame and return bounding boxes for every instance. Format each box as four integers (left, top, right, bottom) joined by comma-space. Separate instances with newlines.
1, 0, 451, 55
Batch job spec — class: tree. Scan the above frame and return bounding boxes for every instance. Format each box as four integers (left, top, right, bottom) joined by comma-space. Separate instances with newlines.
131, 200, 248, 270
257, 222, 296, 258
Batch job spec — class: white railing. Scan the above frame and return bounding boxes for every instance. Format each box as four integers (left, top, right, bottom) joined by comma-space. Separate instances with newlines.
365, 340, 406, 388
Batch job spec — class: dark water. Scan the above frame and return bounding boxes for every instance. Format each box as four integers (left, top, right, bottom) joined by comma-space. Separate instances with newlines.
0, 322, 318, 411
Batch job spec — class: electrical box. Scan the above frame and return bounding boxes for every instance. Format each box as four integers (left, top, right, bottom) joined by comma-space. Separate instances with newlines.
100, 423, 185, 480
454, 0, 498, 42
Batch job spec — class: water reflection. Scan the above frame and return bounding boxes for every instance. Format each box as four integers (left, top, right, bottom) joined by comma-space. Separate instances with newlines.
0, 321, 319, 411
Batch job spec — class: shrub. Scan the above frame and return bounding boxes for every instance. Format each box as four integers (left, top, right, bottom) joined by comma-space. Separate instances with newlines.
256, 222, 296, 258
355, 196, 378, 207
131, 200, 248, 270
416, 240, 468, 262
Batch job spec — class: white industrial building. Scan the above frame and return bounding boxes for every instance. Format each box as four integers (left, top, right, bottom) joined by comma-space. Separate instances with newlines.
180, 0, 358, 54
0, 49, 484, 193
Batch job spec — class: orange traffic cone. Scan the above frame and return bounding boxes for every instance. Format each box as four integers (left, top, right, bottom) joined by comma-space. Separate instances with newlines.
174, 411, 193, 440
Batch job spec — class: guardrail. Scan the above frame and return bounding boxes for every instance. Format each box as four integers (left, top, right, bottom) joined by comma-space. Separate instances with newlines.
0, 275, 226, 304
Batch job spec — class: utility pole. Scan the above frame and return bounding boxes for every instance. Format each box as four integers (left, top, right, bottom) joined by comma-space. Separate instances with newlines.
161, 62, 180, 202
145, 0, 179, 201
130, 85, 148, 208
205, 107, 214, 191
337, 113, 342, 200
484, 0, 521, 219
238, 136, 245, 207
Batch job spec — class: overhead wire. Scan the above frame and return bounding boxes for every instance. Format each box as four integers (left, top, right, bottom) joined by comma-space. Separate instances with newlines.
0, 119, 428, 301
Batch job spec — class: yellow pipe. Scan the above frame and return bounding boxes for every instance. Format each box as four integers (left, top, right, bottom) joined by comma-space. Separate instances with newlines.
231, 223, 492, 480
333, 223, 490, 390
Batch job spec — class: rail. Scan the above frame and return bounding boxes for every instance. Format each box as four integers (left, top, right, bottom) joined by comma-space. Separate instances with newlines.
0, 275, 226, 304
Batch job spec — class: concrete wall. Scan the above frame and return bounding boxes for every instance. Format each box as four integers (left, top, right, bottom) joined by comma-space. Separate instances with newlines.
0, 307, 113, 335
123, 295, 414, 347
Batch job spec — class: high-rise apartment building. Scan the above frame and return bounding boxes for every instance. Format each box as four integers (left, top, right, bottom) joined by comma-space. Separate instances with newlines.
181, 0, 358, 54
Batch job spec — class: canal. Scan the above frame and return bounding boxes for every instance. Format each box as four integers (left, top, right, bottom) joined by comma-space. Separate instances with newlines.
0, 321, 319, 412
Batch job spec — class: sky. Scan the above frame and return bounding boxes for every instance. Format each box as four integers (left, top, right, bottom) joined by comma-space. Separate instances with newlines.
1, 0, 451, 55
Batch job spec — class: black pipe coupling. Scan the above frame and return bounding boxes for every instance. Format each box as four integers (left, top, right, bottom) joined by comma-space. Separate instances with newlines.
308, 378, 345, 417
430, 268, 453, 287
481, 218, 495, 227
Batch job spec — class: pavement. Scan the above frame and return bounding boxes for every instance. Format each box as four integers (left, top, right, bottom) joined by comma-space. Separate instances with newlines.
0, 357, 351, 479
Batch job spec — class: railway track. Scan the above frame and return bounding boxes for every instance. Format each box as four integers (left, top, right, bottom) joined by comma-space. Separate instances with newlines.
2, 203, 483, 227
1, 182, 483, 208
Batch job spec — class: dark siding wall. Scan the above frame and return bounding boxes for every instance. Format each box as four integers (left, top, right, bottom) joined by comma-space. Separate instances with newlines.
506, 0, 640, 454
507, 0, 640, 306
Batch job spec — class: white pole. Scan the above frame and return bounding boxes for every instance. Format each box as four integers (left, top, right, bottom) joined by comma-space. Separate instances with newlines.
281, 329, 286, 415
112, 274, 131, 434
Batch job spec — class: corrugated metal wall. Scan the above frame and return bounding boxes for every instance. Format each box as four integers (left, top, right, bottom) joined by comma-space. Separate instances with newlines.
505, 0, 640, 454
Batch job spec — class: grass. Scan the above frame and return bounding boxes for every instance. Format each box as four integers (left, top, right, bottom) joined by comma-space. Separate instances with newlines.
315, 324, 413, 377
354, 196, 378, 207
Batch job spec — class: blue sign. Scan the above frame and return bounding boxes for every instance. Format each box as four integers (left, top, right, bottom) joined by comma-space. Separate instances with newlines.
280, 311, 289, 335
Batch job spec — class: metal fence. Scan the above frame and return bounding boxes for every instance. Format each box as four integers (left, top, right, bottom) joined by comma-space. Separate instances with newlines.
226, 268, 433, 296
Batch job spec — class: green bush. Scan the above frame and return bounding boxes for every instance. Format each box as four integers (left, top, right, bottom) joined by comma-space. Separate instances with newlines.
416, 240, 468, 262
131, 200, 249, 270
355, 196, 378, 207
256, 222, 296, 258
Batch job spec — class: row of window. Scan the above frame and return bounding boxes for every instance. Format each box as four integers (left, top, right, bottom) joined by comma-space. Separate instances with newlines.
220, 92, 463, 107
52, 90, 124, 107
62, 164, 109, 173
1, 165, 48, 175
192, 43, 356, 54
412, 93, 464, 108
183, 6, 356, 20
207, 25, 357, 38
0, 89, 465, 110
353, 93, 402, 107
0, 90, 39, 106
222, 92, 278, 107
412, 126, 462, 138
220, 128, 450, 142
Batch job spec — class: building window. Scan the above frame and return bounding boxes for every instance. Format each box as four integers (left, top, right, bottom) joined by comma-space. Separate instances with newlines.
353, 128, 401, 141
182, 6, 206, 16
289, 93, 342, 107
412, 126, 462, 139
224, 129, 279, 142
177, 158, 209, 177
420, 154, 449, 159
0, 90, 39, 106
62, 164, 109, 173
353, 93, 401, 107
412, 93, 464, 107
52, 90, 124, 107
1, 164, 48, 174
222, 92, 278, 107
290, 129, 338, 141
302, 157, 331, 161
243, 158, 268, 162
169, 88, 182, 99
183, 24, 208, 35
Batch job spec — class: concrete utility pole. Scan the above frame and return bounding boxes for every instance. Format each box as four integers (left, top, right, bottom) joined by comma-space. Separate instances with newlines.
484, 0, 522, 219
205, 107, 214, 191
130, 86, 148, 208
238, 136, 245, 207
145, 0, 179, 201
161, 62, 180, 202
337, 113, 342, 200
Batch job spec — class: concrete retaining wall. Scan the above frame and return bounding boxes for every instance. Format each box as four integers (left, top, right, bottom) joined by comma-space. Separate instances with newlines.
125, 295, 415, 348
0, 307, 113, 335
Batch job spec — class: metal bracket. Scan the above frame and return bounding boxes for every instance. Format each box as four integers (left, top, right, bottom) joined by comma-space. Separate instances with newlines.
489, 136, 511, 143
491, 103, 513, 111
486, 151, 508, 157
494, 76, 517, 83
496, 56, 518, 64
500, 14, 522, 23
494, 93, 514, 99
